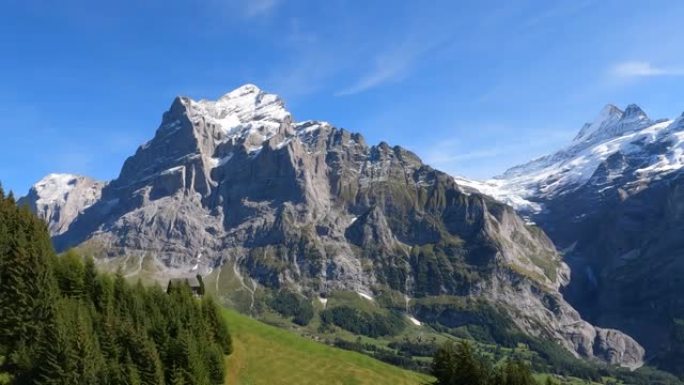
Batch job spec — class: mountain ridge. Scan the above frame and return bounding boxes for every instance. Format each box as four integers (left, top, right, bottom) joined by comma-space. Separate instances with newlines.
457, 104, 683, 217
21, 85, 645, 369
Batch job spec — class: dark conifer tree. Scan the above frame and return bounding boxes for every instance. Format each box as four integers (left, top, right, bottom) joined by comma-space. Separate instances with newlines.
34, 302, 79, 385
201, 296, 232, 354
0, 194, 57, 378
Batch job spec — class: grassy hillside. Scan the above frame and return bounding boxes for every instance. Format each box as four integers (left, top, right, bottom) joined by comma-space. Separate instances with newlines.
222, 309, 432, 385
83, 258, 681, 385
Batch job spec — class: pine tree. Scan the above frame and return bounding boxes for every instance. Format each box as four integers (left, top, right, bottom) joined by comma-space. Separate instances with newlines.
0, 193, 57, 376
432, 341, 458, 385
33, 302, 80, 385
124, 352, 143, 385
53, 249, 85, 298
70, 302, 105, 385
200, 296, 232, 354
176, 330, 211, 385
83, 256, 98, 298
204, 344, 225, 384
129, 333, 164, 385
452, 341, 487, 385
432, 341, 489, 385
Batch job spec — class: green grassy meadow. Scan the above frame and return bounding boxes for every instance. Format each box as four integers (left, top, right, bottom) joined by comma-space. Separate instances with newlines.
222, 308, 432, 385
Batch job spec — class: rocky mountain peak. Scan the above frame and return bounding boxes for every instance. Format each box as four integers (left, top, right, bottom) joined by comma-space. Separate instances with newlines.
33, 173, 82, 203
572, 103, 653, 145
197, 83, 290, 125
161, 84, 290, 140
572, 104, 624, 143
118, 84, 295, 193
18, 174, 105, 235
621, 103, 648, 121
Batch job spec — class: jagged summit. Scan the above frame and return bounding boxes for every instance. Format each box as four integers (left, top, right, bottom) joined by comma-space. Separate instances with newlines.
172, 84, 291, 134
622, 103, 648, 120
573, 103, 651, 144
573, 104, 623, 143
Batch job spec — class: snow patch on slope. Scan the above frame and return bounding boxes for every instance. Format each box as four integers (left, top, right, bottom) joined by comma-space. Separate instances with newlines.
34, 174, 80, 205
454, 176, 541, 213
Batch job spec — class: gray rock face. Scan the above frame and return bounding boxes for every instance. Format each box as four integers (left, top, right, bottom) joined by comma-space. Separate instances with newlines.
535, 170, 684, 372
24, 85, 643, 368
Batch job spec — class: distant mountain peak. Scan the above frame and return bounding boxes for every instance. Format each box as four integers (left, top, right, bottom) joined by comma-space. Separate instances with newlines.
572, 103, 652, 145
18, 174, 104, 235
620, 103, 648, 122
470, 102, 679, 217
573, 104, 624, 143
34, 174, 84, 203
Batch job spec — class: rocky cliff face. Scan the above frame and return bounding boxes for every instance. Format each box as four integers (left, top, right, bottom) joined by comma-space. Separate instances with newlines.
23, 85, 643, 368
460, 104, 684, 373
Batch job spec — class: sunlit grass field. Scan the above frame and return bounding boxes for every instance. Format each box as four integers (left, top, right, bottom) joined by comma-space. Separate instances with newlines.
222, 308, 432, 385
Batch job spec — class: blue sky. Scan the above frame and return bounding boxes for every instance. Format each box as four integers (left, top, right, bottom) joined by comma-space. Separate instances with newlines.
1, 0, 684, 194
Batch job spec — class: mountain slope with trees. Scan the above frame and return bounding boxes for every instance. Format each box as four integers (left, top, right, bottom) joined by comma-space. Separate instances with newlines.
0, 187, 231, 385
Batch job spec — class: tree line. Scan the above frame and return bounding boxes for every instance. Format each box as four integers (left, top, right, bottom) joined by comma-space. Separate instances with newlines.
0, 188, 232, 385
431, 341, 556, 385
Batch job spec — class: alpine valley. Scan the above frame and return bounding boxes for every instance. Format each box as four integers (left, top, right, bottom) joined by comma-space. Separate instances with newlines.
19, 85, 684, 380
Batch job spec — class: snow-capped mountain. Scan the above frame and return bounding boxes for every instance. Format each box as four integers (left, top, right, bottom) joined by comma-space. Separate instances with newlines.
18, 174, 105, 235
457, 104, 684, 374
20, 84, 644, 368
462, 104, 684, 216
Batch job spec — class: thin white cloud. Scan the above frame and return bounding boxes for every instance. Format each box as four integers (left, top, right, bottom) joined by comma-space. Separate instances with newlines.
522, 0, 594, 28
335, 51, 412, 96
425, 147, 503, 165
612, 61, 684, 78
336, 36, 449, 96
421, 127, 575, 179
200, 0, 281, 21
243, 0, 281, 18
